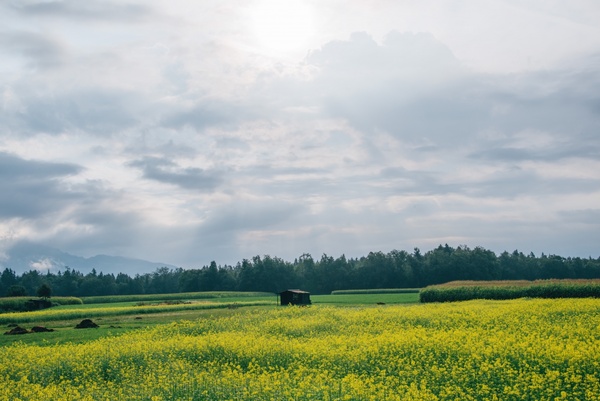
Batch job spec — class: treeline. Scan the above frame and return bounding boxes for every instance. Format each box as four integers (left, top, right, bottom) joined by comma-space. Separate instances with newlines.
1, 245, 600, 297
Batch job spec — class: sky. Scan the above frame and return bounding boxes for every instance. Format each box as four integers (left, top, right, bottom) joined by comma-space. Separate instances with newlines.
1, 0, 599, 270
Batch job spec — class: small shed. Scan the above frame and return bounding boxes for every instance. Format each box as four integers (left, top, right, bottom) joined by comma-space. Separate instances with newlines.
278, 289, 311, 306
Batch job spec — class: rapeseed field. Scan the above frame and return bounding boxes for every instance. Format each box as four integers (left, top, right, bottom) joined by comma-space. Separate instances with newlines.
1, 298, 599, 400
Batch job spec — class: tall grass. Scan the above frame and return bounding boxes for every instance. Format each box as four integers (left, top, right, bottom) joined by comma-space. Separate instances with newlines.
420, 279, 600, 302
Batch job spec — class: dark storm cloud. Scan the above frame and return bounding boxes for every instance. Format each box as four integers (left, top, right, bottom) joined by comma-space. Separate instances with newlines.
0, 151, 82, 218
10, 0, 151, 21
129, 157, 222, 191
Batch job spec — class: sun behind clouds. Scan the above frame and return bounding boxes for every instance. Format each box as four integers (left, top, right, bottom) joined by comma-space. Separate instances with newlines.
247, 0, 316, 58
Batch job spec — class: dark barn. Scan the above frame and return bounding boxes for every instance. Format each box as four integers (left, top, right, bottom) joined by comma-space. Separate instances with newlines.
278, 289, 311, 306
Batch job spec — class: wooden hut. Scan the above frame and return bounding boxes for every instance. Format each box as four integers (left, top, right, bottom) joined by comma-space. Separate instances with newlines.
278, 289, 311, 306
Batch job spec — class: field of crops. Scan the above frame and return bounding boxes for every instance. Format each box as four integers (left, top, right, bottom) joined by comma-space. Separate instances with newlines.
420, 279, 600, 302
1, 298, 599, 400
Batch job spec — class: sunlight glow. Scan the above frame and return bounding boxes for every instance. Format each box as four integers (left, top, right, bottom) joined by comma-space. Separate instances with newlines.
248, 0, 315, 57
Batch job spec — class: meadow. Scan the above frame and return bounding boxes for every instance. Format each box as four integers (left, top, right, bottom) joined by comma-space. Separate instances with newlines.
1, 294, 599, 400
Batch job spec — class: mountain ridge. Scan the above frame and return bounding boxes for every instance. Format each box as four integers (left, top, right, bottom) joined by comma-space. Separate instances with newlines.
1, 241, 177, 275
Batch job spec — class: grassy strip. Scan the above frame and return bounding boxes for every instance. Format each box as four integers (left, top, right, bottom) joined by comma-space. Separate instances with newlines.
420, 280, 600, 302
0, 297, 83, 312
81, 291, 275, 304
331, 288, 420, 295
0, 300, 275, 325
313, 293, 419, 305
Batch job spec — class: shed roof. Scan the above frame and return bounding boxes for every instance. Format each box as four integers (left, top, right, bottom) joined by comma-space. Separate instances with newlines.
280, 289, 310, 294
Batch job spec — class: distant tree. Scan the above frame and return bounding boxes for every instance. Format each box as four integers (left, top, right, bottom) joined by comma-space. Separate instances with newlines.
1, 268, 18, 288
20, 270, 42, 296
7, 285, 27, 297
37, 283, 52, 300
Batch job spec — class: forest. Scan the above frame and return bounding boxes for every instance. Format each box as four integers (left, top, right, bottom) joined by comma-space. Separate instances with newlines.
1, 244, 600, 297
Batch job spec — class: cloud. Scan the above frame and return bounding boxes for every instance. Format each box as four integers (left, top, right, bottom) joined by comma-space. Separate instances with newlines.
10, 0, 152, 22
1, 8, 599, 268
304, 31, 473, 139
162, 101, 240, 131
129, 157, 223, 191
302, 32, 600, 152
0, 152, 82, 219
0, 30, 66, 70
5, 88, 142, 136
30, 258, 54, 271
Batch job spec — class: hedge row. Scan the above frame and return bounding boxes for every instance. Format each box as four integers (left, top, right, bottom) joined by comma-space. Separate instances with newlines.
0, 296, 83, 312
331, 288, 420, 295
419, 281, 600, 303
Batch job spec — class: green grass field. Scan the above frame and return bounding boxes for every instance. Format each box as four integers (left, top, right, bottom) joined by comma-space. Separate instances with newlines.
312, 292, 419, 305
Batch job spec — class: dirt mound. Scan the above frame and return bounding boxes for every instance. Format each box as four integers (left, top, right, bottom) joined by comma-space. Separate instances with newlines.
4, 326, 29, 335
31, 326, 54, 333
75, 319, 99, 329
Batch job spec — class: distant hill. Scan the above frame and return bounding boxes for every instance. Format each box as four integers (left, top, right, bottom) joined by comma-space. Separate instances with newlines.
1, 241, 178, 275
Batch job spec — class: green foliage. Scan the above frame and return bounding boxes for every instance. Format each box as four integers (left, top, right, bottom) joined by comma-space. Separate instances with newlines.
331, 288, 420, 295
37, 283, 52, 299
7, 285, 27, 297
419, 279, 600, 302
0, 296, 83, 312
2, 244, 600, 298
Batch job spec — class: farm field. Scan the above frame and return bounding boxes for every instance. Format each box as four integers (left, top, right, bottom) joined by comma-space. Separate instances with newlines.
1, 296, 599, 400
312, 292, 419, 305
420, 279, 600, 303
0, 292, 418, 346
0, 293, 278, 346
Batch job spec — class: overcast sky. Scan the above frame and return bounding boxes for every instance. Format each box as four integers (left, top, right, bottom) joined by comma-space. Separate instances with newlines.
1, 0, 599, 269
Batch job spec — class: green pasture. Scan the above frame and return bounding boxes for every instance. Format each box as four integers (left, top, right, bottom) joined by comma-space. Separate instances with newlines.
330, 288, 420, 295
312, 292, 419, 305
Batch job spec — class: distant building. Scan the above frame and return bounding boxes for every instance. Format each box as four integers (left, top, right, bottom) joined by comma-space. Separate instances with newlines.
278, 289, 311, 306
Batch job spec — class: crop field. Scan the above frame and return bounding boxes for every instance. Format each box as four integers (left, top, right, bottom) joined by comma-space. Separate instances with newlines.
1, 297, 599, 400
420, 279, 600, 302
